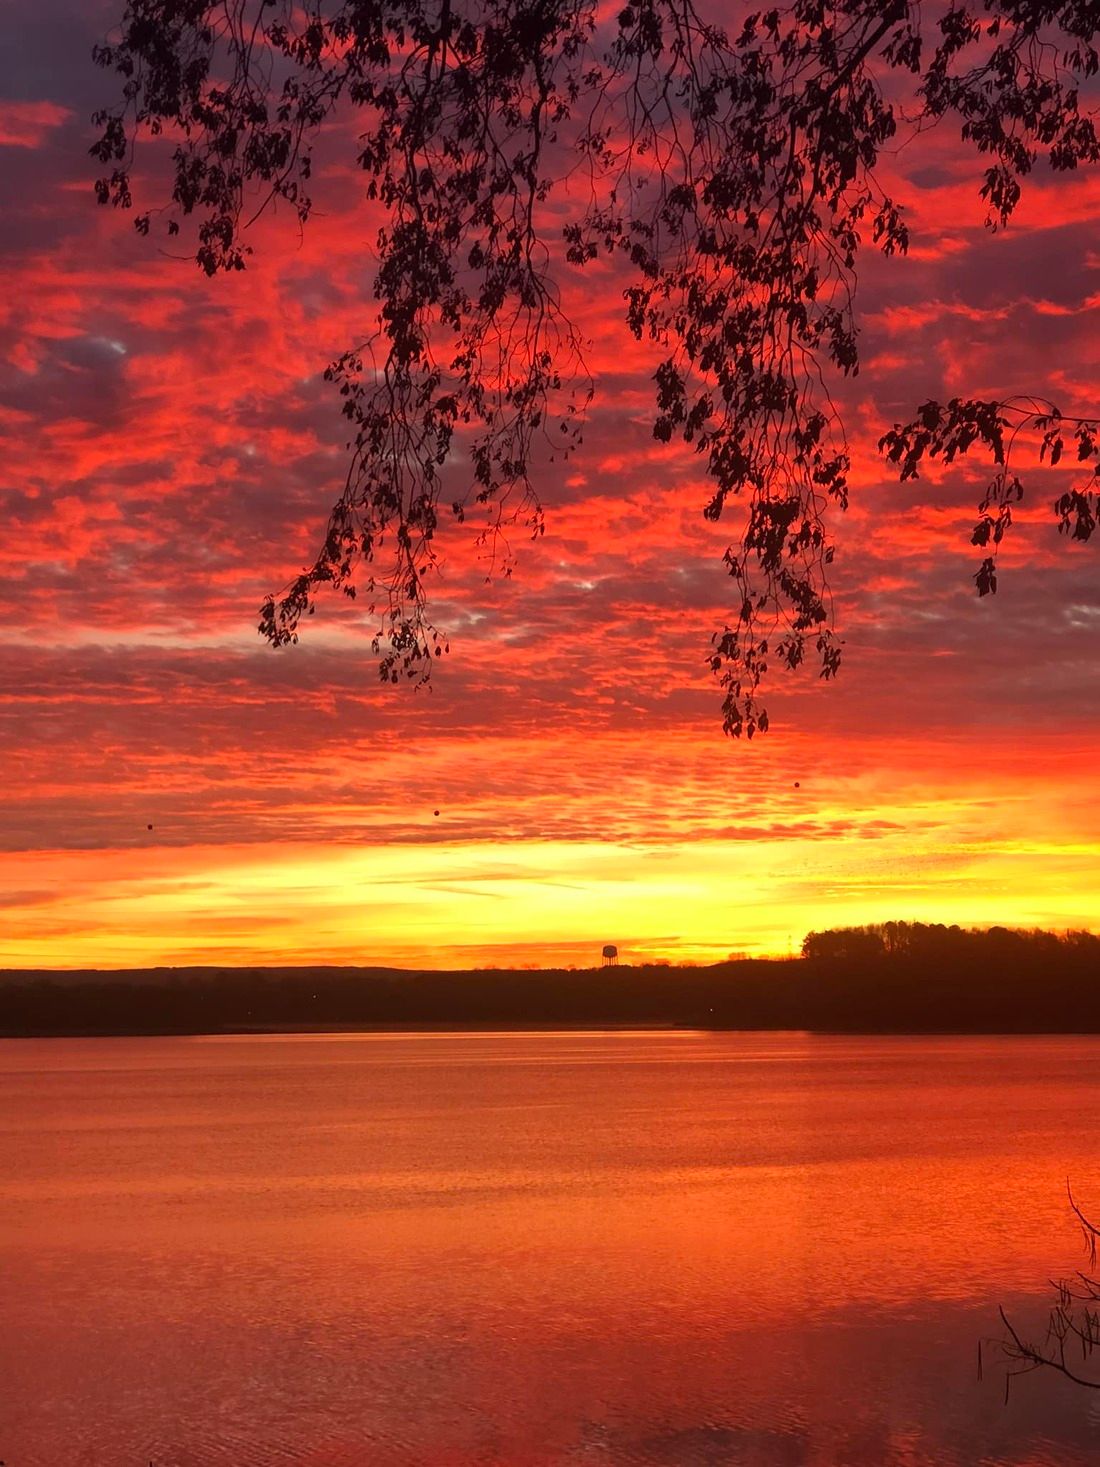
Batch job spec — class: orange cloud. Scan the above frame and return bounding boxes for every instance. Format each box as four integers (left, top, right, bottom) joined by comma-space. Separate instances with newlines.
1, 7, 1097, 967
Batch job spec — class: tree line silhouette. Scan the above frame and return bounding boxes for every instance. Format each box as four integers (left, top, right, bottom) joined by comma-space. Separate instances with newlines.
2, 924, 1096, 1035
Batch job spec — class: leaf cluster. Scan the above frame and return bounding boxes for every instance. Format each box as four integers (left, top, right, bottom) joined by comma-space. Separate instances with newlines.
881, 396, 1099, 597
92, 0, 1100, 730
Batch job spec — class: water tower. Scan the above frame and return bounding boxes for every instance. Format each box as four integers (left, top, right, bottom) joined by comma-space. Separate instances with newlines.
601, 944, 618, 967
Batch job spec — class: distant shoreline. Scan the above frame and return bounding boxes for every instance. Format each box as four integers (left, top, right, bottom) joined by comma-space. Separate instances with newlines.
0, 1018, 690, 1038
5, 1023, 1100, 1040
4, 925, 1097, 1038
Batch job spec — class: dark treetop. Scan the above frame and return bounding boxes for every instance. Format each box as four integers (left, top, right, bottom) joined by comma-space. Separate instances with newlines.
4, 924, 1098, 1034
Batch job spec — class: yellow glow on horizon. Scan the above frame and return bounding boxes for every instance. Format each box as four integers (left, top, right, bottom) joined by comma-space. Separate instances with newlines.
3, 831, 1097, 971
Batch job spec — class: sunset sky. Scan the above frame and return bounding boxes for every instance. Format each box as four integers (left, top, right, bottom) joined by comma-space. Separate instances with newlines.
3, 1, 1099, 970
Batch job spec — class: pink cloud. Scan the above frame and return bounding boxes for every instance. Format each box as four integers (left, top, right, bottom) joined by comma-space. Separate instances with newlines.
0, 100, 70, 148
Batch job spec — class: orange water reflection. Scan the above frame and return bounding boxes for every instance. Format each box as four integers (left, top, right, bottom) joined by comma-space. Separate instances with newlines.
2, 1032, 1100, 1464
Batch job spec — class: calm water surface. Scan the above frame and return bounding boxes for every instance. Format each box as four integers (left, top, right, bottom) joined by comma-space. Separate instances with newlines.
3, 1031, 1100, 1465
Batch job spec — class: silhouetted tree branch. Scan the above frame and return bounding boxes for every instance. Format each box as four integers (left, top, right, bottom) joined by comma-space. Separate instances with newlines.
995, 1186, 1100, 1395
881, 397, 1099, 598
91, 1, 1100, 733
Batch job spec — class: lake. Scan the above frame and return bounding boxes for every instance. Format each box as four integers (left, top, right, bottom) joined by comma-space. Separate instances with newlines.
3, 1031, 1100, 1464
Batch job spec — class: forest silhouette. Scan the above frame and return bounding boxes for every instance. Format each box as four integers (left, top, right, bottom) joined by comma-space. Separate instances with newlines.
3, 923, 1096, 1037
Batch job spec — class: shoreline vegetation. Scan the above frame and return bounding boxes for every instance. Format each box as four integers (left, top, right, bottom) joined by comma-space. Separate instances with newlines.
1, 924, 1097, 1039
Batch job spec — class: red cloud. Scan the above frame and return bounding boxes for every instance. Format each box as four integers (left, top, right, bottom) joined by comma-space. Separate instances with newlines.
0, 100, 70, 148
1, 11, 1098, 965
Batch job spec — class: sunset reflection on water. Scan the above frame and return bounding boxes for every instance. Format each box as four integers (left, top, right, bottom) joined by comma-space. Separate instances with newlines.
3, 1031, 1100, 1465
